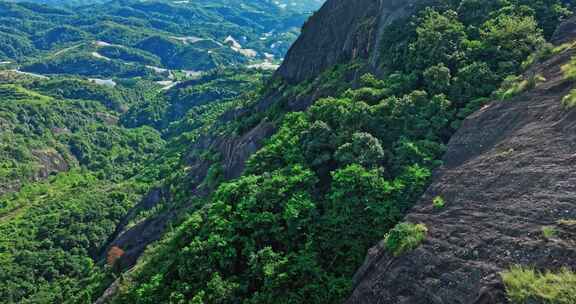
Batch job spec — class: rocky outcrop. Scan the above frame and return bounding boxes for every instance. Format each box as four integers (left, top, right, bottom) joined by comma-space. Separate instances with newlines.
552, 16, 576, 44
347, 24, 576, 304
31, 148, 73, 180
275, 0, 418, 84
102, 120, 275, 268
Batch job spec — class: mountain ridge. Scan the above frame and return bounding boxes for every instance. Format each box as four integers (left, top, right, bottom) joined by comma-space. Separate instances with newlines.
1, 0, 575, 303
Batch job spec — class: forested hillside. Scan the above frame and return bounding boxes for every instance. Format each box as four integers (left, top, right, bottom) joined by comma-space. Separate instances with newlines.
2, 0, 576, 303
0, 65, 271, 302
0, 0, 322, 79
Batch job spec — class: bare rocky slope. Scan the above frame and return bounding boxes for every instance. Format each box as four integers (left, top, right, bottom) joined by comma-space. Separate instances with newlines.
346, 18, 576, 304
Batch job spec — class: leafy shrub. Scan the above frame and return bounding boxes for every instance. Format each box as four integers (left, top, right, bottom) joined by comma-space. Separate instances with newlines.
494, 74, 544, 100
542, 226, 557, 239
334, 132, 386, 168
480, 14, 545, 75
384, 222, 428, 256
562, 56, 576, 81
432, 196, 445, 209
521, 43, 558, 70
423, 63, 451, 95
502, 266, 576, 304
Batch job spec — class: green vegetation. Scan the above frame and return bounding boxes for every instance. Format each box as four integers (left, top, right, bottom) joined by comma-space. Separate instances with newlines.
502, 266, 576, 304
384, 222, 428, 256
520, 41, 575, 71
562, 56, 576, 81
0, 171, 147, 303
0, 0, 320, 78
433, 196, 446, 209
0, 0, 573, 303
122, 68, 269, 131
562, 89, 576, 108
542, 226, 557, 239
110, 1, 573, 302
494, 73, 545, 100
0, 76, 172, 303
0, 62, 276, 302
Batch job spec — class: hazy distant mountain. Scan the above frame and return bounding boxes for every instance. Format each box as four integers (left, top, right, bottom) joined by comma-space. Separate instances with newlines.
8, 0, 325, 11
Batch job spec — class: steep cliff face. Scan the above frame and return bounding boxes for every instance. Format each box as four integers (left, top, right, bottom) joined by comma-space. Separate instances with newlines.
275, 0, 417, 84
346, 19, 576, 304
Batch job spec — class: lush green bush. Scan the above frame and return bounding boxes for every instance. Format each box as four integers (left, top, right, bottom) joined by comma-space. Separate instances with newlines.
562, 56, 576, 81
384, 222, 428, 256
0, 171, 148, 303
542, 226, 557, 239
494, 73, 545, 100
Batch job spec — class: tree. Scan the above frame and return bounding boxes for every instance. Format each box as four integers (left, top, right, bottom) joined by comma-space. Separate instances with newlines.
301, 120, 336, 168
423, 63, 452, 95
321, 164, 398, 275
409, 9, 467, 70
334, 132, 386, 168
451, 61, 499, 103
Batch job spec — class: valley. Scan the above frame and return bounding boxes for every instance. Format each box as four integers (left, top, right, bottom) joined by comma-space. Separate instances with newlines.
1, 0, 576, 304
0, 0, 320, 80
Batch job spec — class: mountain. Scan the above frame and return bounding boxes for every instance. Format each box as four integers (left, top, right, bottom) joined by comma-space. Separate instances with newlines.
1, 0, 576, 303
0, 67, 271, 303
275, 0, 418, 84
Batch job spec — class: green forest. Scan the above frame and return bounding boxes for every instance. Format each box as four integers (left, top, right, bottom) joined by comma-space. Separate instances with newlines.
0, 0, 315, 78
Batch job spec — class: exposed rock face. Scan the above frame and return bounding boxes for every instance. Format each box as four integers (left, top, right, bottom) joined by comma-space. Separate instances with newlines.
31, 148, 72, 180
346, 27, 576, 304
552, 16, 576, 44
275, 0, 417, 84
0, 148, 73, 196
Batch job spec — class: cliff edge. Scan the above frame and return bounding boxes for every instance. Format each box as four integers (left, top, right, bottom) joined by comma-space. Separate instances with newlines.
275, 0, 417, 83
